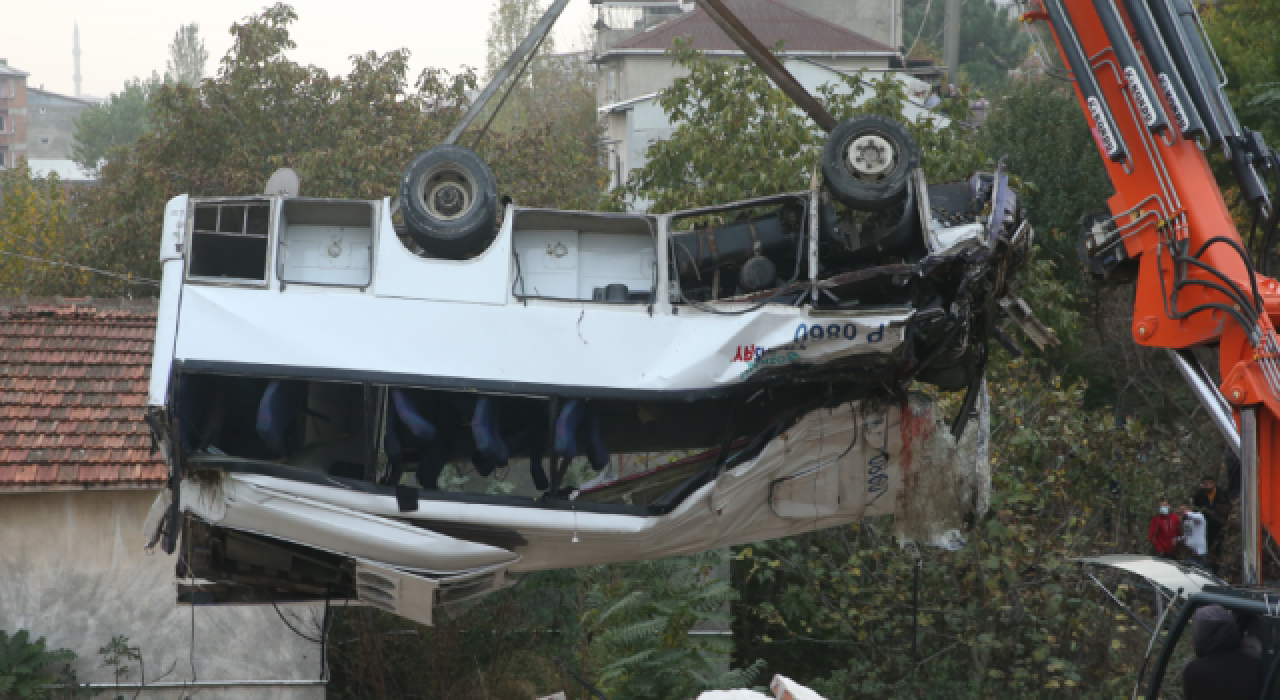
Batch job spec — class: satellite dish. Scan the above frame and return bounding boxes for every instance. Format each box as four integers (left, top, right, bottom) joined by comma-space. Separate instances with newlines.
264, 167, 301, 197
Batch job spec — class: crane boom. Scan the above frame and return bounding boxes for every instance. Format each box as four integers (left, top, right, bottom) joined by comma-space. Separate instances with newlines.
1028, 0, 1280, 582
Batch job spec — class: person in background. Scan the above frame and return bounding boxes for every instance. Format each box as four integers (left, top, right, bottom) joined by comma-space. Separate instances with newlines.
1181, 604, 1262, 699
1225, 453, 1242, 502
924, 86, 942, 109
1181, 503, 1209, 569
1149, 498, 1181, 559
1193, 475, 1231, 571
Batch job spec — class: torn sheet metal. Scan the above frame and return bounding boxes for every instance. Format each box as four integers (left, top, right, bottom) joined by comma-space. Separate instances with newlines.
173, 475, 519, 574
893, 381, 990, 549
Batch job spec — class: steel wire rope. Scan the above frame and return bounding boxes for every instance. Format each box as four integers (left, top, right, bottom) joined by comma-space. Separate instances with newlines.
1, 225, 160, 284
468, 25, 552, 151
906, 0, 935, 59
0, 249, 160, 286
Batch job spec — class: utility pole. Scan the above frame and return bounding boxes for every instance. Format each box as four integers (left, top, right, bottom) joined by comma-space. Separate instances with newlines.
944, 0, 961, 89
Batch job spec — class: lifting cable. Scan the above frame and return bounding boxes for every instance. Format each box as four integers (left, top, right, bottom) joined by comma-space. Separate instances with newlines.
0, 227, 160, 286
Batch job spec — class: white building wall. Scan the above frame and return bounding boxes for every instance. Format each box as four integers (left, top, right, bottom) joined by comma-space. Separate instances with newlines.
603, 58, 943, 201
0, 490, 325, 699
781, 0, 905, 48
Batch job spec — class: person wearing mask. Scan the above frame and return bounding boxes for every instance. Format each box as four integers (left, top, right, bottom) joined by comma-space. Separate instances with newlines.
1181, 503, 1209, 569
1149, 498, 1181, 559
1182, 604, 1262, 699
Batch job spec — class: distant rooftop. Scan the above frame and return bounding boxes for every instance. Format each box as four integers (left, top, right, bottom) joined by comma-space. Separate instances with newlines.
28, 87, 99, 108
27, 159, 97, 182
603, 0, 897, 56
0, 58, 31, 78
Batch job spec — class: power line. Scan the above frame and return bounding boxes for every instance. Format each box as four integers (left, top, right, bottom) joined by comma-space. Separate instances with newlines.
0, 250, 160, 286
0, 225, 59, 254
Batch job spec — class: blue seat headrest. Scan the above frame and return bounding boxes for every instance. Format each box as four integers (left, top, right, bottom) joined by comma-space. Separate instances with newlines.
471, 397, 509, 475
256, 380, 306, 457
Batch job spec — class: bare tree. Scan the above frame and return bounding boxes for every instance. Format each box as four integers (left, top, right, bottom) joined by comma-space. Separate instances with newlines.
166, 23, 208, 85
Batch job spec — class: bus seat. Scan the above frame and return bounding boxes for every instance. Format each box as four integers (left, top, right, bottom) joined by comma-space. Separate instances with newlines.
471, 397, 509, 476
391, 389, 437, 441
256, 380, 306, 457
555, 400, 610, 470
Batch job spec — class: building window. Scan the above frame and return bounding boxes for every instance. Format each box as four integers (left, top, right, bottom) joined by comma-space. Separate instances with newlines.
0, 114, 7, 133
41, 137, 50, 145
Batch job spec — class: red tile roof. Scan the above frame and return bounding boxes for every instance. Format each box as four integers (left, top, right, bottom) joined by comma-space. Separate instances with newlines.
607, 0, 895, 55
0, 298, 165, 491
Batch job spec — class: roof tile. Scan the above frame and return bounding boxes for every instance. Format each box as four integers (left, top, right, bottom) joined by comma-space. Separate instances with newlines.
608, 0, 895, 54
0, 298, 164, 490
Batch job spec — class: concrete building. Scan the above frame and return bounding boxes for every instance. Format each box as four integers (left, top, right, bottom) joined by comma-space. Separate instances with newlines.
0, 59, 30, 170
0, 298, 326, 699
0, 58, 96, 181
28, 88, 95, 161
591, 0, 938, 196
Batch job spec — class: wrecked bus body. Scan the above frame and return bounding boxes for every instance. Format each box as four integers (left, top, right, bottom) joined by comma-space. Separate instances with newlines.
140, 138, 1045, 624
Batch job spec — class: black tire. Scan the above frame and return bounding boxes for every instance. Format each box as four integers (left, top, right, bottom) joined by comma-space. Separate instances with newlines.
822, 115, 920, 211
399, 145, 499, 259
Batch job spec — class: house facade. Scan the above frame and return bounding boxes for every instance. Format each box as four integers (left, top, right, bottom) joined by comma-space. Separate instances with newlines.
26, 87, 97, 181
0, 59, 30, 170
591, 0, 939, 198
0, 298, 325, 698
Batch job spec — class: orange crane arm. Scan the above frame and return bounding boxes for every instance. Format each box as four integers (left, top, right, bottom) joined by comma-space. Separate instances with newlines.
1027, 0, 1280, 581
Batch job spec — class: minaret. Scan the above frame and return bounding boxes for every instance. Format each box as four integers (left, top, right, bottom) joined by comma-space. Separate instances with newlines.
73, 23, 82, 97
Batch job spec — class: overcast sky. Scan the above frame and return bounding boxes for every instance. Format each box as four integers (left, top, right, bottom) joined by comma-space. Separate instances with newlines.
5, 1, 597, 99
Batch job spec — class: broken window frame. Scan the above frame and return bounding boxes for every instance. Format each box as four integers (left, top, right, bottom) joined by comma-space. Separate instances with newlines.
185, 197, 276, 288
666, 191, 813, 306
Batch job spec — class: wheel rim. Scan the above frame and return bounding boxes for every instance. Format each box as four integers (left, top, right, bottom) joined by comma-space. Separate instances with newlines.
844, 132, 897, 183
417, 163, 476, 222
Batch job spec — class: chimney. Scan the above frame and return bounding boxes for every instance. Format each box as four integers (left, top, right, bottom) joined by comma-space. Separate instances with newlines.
73, 23, 82, 97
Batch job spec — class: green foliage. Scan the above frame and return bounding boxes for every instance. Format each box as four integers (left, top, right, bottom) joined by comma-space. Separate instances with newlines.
328, 600, 565, 700
330, 552, 762, 700
96, 636, 142, 694
1205, 0, 1280, 145
0, 164, 92, 295
166, 23, 208, 86
978, 78, 1113, 284
485, 0, 556, 79
903, 0, 1029, 89
620, 41, 986, 213
0, 630, 80, 700
71, 76, 159, 173
585, 551, 764, 700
